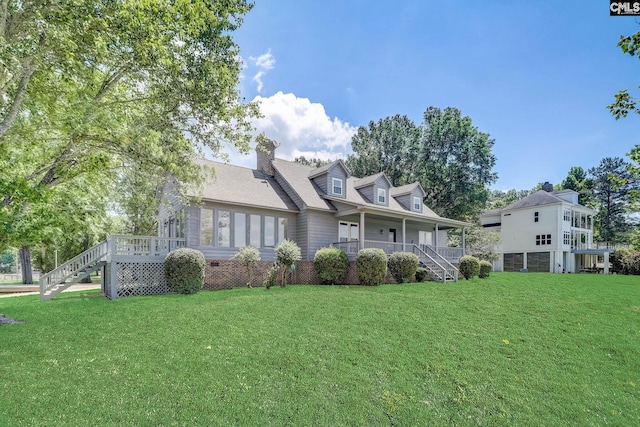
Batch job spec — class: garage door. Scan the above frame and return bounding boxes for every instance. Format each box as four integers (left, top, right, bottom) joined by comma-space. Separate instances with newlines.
527, 252, 550, 272
503, 253, 524, 272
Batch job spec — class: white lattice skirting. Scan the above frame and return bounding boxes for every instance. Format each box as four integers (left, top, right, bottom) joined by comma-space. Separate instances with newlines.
105, 262, 170, 299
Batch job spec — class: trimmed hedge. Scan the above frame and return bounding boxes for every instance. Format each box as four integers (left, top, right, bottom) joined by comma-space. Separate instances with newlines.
165, 248, 205, 294
479, 260, 492, 278
356, 248, 387, 286
459, 255, 480, 280
388, 252, 419, 283
314, 246, 349, 285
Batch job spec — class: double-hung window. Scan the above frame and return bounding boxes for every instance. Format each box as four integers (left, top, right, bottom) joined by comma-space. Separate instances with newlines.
377, 188, 386, 204
332, 178, 343, 196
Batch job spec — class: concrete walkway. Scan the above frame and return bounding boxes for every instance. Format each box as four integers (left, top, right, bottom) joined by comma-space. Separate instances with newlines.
0, 284, 101, 298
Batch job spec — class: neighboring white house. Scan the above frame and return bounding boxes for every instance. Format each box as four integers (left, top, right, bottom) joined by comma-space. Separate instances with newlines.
480, 183, 612, 273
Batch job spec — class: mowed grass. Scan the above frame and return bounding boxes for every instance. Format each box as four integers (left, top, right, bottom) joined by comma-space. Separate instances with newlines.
1, 273, 639, 426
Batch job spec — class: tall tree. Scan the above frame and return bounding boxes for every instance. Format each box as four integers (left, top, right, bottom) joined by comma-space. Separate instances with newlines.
412, 107, 497, 220
560, 166, 595, 207
608, 31, 640, 119
588, 157, 635, 243
0, 0, 258, 282
346, 115, 418, 185
346, 108, 497, 221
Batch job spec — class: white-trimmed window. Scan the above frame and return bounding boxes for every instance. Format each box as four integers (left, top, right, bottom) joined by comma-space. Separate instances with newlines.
278, 218, 288, 243
264, 216, 276, 247
419, 230, 432, 246
563, 231, 571, 245
234, 212, 246, 248
332, 178, 343, 196
217, 210, 230, 247
563, 209, 571, 222
535, 234, 551, 245
200, 208, 214, 246
250, 214, 261, 247
413, 196, 422, 211
377, 188, 386, 204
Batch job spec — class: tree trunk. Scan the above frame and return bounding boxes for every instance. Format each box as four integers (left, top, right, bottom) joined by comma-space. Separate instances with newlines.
20, 246, 33, 284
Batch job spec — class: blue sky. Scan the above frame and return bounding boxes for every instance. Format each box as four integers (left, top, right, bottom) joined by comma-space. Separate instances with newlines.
225, 0, 640, 190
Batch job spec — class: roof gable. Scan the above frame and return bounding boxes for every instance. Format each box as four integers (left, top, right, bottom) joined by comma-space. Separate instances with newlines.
390, 182, 426, 198
354, 172, 391, 189
308, 159, 350, 179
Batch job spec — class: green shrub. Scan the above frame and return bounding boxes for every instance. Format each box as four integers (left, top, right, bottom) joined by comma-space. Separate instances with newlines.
264, 263, 279, 290
612, 248, 631, 274
479, 260, 492, 278
274, 239, 301, 287
415, 267, 430, 282
233, 246, 261, 288
356, 248, 387, 286
314, 246, 349, 285
459, 255, 480, 280
388, 252, 419, 283
622, 250, 640, 275
165, 248, 205, 294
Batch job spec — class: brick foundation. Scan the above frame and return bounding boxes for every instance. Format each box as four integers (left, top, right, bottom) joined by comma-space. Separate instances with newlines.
203, 259, 398, 289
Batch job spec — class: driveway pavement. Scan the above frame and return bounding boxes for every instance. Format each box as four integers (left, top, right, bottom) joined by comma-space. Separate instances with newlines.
0, 284, 101, 298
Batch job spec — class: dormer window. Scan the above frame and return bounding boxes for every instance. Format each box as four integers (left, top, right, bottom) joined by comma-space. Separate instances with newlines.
413, 196, 421, 211
332, 178, 343, 196
377, 188, 386, 204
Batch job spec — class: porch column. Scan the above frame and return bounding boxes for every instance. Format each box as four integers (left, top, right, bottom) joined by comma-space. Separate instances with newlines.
435, 224, 439, 250
461, 228, 466, 256
402, 218, 406, 251
604, 251, 610, 274
359, 211, 365, 251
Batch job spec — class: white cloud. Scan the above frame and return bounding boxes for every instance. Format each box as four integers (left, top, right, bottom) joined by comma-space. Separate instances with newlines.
250, 50, 276, 70
224, 92, 357, 168
249, 49, 276, 93
252, 71, 266, 92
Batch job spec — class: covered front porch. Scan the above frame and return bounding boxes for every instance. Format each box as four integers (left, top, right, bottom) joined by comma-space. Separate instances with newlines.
331, 207, 469, 264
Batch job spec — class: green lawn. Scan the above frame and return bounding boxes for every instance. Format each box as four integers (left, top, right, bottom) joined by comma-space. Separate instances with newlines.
1, 273, 639, 426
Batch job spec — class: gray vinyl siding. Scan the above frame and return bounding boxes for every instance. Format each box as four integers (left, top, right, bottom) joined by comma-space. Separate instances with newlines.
358, 186, 374, 203
296, 212, 310, 261
312, 164, 348, 199
306, 210, 340, 260
393, 190, 423, 213
158, 180, 186, 237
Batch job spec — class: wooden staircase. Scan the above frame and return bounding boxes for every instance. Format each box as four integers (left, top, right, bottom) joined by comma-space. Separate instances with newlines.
40, 241, 109, 300
413, 244, 459, 282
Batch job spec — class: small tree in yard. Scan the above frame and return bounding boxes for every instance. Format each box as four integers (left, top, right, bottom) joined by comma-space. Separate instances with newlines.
274, 239, 301, 287
233, 246, 261, 288
459, 255, 481, 280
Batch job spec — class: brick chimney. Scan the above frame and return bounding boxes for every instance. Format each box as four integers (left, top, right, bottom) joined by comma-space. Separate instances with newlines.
256, 136, 278, 176
542, 181, 553, 192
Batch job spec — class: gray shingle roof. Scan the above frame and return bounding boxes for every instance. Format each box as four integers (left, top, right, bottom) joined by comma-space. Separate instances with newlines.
195, 159, 299, 212
502, 190, 564, 211
353, 172, 389, 189
390, 183, 426, 197
272, 159, 335, 211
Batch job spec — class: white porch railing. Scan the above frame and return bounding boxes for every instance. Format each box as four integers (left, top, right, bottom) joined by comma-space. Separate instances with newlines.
331, 240, 463, 262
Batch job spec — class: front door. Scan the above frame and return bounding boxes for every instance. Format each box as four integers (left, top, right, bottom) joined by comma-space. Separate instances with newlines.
388, 228, 396, 243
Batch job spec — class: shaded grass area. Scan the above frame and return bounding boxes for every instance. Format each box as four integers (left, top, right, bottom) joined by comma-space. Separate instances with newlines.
1, 273, 639, 426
